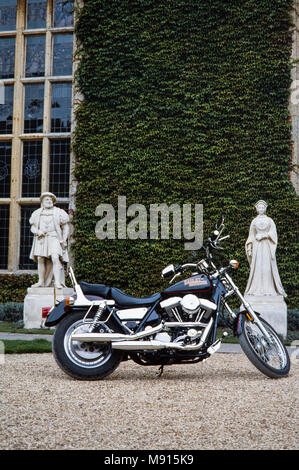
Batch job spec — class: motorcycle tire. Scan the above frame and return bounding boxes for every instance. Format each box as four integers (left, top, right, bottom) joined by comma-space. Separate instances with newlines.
238, 314, 290, 379
52, 310, 123, 380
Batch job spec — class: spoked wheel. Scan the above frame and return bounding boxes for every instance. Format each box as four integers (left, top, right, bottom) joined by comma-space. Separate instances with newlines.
52, 311, 122, 380
238, 314, 290, 379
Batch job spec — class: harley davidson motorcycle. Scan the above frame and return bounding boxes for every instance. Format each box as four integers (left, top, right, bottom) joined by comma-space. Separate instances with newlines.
45, 217, 290, 380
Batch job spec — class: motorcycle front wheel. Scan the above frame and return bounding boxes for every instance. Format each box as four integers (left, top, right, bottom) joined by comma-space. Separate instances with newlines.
238, 314, 290, 379
52, 311, 123, 380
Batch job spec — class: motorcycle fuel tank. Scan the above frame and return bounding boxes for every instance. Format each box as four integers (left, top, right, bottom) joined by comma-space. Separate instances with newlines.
162, 274, 212, 298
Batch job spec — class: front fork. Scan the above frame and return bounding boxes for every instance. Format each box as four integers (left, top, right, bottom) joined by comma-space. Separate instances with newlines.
223, 273, 273, 343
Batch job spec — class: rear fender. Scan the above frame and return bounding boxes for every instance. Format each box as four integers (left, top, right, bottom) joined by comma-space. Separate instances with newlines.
44, 295, 104, 327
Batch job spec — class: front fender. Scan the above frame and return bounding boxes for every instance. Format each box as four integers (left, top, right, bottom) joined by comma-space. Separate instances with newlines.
44, 295, 104, 327
234, 310, 261, 336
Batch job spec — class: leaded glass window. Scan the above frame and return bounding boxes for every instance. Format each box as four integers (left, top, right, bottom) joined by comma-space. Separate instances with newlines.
49, 139, 70, 197
0, 0, 75, 272
53, 33, 73, 76
56, 202, 69, 212
0, 37, 15, 78
0, 0, 17, 32
54, 0, 74, 28
24, 83, 44, 133
19, 205, 39, 269
51, 82, 72, 132
0, 84, 13, 134
26, 0, 47, 30
22, 140, 42, 197
25, 35, 45, 77
0, 141, 11, 197
0, 205, 9, 268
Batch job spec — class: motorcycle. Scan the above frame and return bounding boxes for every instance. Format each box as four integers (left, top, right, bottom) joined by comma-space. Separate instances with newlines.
45, 216, 290, 380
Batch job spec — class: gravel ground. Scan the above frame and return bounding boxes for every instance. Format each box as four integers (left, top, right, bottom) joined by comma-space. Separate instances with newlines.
0, 352, 298, 450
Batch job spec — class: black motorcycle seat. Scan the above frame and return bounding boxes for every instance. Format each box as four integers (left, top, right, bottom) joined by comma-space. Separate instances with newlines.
110, 287, 161, 307
80, 281, 110, 298
80, 282, 160, 307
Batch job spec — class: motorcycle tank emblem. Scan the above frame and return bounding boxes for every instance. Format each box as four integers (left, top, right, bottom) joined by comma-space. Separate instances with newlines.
184, 277, 208, 286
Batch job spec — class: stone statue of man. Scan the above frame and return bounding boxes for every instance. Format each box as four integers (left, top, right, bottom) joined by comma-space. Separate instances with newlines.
29, 192, 70, 289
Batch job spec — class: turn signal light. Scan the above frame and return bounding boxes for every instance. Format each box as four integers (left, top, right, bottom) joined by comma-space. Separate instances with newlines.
65, 296, 75, 307
229, 259, 239, 270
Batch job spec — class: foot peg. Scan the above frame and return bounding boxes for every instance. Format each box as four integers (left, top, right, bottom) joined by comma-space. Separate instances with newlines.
207, 339, 221, 355
207, 332, 228, 355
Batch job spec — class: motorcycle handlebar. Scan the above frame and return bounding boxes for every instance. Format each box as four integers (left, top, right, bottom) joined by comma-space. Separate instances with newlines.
163, 221, 229, 279
161, 264, 182, 279
203, 232, 230, 253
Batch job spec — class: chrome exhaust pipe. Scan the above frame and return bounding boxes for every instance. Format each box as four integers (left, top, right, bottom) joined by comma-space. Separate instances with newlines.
111, 318, 214, 352
111, 339, 205, 351
112, 340, 172, 351
111, 339, 202, 352
71, 322, 164, 343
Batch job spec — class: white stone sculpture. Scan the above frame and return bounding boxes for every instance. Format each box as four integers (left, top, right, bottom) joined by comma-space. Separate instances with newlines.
29, 192, 70, 289
23, 192, 74, 328
245, 200, 287, 297
243, 200, 287, 338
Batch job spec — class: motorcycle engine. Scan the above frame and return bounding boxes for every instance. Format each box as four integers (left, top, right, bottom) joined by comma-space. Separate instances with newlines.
181, 294, 200, 316
160, 295, 202, 322
160, 295, 217, 322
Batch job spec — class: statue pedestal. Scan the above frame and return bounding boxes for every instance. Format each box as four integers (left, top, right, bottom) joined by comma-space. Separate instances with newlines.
241, 295, 287, 339
23, 287, 74, 329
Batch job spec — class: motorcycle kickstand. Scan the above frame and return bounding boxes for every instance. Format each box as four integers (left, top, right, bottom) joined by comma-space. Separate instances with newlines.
156, 365, 164, 378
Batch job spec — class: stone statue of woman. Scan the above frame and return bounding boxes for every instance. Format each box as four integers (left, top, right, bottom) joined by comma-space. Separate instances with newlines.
244, 200, 287, 297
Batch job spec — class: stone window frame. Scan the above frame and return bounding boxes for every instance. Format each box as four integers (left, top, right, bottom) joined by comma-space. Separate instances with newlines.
0, 0, 78, 274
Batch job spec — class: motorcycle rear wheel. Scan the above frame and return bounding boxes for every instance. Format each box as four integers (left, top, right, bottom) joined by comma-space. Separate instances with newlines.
52, 311, 123, 380
238, 314, 290, 379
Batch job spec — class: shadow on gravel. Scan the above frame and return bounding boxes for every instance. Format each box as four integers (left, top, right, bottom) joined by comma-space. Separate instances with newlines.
106, 369, 266, 382
44, 365, 267, 383
44, 355, 292, 383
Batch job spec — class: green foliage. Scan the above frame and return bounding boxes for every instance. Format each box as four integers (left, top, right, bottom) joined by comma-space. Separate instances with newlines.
73, 0, 299, 306
0, 321, 55, 333
0, 274, 37, 304
3, 339, 52, 354
287, 308, 299, 331
0, 302, 24, 322
218, 307, 299, 329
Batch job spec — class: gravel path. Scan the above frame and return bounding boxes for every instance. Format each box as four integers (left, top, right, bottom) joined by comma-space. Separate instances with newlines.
0, 352, 298, 450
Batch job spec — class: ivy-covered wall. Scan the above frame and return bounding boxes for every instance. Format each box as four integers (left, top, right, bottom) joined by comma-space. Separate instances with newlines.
0, 274, 37, 304
73, 0, 299, 307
